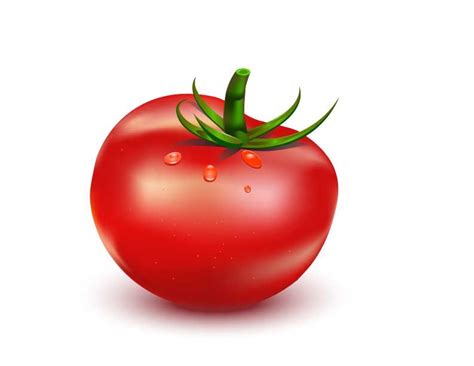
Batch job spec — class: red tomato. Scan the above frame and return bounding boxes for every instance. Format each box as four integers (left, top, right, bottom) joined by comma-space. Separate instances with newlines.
91, 71, 338, 311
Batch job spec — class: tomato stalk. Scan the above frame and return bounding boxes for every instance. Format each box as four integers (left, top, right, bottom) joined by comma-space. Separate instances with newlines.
223, 68, 250, 139
176, 68, 338, 150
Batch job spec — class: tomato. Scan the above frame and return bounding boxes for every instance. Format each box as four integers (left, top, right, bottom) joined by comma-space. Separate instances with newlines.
90, 69, 338, 310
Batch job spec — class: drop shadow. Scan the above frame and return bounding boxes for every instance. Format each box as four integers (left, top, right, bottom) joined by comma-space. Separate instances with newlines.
175, 138, 216, 147
261, 141, 306, 151
219, 148, 239, 160
96, 275, 335, 330
175, 139, 306, 162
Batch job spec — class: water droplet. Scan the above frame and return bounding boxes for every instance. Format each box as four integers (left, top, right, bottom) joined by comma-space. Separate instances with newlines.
203, 164, 217, 182
164, 151, 182, 165
196, 254, 200, 258
171, 276, 176, 281
241, 150, 262, 169
244, 185, 252, 193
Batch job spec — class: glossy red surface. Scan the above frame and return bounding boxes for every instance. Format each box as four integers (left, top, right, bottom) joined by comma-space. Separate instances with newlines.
90, 94, 338, 310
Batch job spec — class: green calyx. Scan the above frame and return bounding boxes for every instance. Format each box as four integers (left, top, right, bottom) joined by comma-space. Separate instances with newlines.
176, 68, 338, 149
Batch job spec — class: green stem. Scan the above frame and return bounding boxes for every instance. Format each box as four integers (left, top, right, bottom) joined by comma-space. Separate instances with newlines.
177, 68, 338, 150
223, 68, 250, 135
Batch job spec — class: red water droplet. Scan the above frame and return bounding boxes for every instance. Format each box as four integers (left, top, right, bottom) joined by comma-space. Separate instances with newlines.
203, 164, 217, 182
244, 185, 252, 193
164, 151, 182, 165
241, 150, 262, 168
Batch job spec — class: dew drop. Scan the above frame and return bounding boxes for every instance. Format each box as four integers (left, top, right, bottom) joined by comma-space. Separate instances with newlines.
241, 150, 262, 169
164, 151, 182, 165
203, 164, 217, 182
244, 185, 252, 193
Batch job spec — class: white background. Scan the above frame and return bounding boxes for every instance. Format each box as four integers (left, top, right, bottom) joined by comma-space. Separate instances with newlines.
1, 1, 473, 365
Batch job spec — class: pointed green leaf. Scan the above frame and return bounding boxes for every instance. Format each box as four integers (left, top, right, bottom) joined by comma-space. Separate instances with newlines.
194, 115, 243, 148
242, 99, 338, 149
176, 101, 216, 144
247, 89, 301, 139
192, 79, 225, 130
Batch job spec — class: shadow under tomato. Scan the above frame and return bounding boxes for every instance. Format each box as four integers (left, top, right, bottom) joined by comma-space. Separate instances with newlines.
96, 274, 335, 329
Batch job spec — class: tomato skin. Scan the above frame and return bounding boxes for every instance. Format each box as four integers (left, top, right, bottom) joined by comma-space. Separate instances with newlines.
90, 94, 337, 310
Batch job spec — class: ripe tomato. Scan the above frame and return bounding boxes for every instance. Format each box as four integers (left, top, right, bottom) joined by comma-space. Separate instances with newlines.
91, 69, 338, 310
